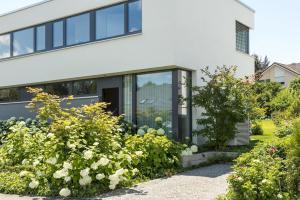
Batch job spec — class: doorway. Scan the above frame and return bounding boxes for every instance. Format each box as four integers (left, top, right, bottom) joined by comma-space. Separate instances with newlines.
102, 87, 119, 115
98, 76, 123, 116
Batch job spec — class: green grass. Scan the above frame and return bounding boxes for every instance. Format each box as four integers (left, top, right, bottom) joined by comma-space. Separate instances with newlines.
251, 119, 277, 143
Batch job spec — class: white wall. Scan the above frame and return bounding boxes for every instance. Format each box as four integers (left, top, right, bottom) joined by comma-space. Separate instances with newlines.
0, 0, 254, 88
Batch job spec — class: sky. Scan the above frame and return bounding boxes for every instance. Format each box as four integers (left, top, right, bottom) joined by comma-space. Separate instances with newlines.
0, 0, 299, 64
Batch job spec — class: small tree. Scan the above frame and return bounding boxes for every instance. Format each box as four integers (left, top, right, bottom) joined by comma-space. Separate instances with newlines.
192, 66, 252, 150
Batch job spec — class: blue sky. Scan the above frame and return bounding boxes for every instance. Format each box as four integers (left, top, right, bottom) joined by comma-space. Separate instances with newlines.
0, 0, 299, 64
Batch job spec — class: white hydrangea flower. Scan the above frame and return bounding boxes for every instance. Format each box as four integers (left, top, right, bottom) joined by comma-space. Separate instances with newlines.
53, 168, 69, 179
93, 142, 99, 146
96, 173, 105, 181
33, 160, 40, 167
59, 188, 71, 197
109, 184, 116, 190
47, 133, 55, 138
137, 129, 145, 136
64, 176, 71, 183
46, 157, 57, 165
83, 150, 93, 160
67, 141, 76, 149
261, 179, 268, 184
155, 117, 163, 123
22, 159, 28, 165
115, 168, 126, 176
65, 126, 71, 130
132, 168, 139, 174
147, 128, 156, 133
277, 194, 283, 199
29, 179, 39, 189
80, 168, 90, 177
191, 145, 198, 153
157, 128, 165, 136
126, 155, 132, 163
98, 157, 110, 166
109, 174, 120, 186
19, 171, 29, 177
63, 162, 72, 170
79, 175, 92, 186
36, 171, 43, 177
135, 151, 143, 156
91, 162, 100, 170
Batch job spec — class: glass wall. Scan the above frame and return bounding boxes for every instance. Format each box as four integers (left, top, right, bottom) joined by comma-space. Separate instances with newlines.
123, 75, 133, 122
0, 34, 11, 59
128, 0, 142, 32
96, 4, 125, 40
13, 28, 34, 56
67, 13, 90, 45
53, 21, 64, 48
36, 25, 46, 51
137, 72, 173, 137
73, 80, 97, 96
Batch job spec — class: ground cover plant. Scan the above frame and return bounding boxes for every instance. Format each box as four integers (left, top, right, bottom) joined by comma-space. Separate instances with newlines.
0, 88, 183, 198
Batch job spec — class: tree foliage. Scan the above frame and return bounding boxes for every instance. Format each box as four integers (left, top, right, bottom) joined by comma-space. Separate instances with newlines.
192, 66, 253, 150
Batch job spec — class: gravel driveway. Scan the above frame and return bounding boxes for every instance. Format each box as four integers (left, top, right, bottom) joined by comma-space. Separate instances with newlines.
0, 164, 232, 200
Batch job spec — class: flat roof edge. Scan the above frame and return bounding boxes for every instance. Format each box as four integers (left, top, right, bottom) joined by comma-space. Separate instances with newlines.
234, 0, 255, 13
0, 0, 54, 18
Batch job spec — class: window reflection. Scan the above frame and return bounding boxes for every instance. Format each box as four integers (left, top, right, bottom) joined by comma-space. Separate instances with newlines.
53, 21, 64, 48
129, 0, 142, 32
13, 28, 34, 56
137, 72, 173, 137
36, 25, 46, 51
67, 13, 90, 45
96, 4, 125, 39
73, 80, 97, 96
0, 34, 11, 59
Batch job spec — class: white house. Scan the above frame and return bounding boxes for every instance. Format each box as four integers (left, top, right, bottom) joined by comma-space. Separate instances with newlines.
0, 0, 254, 142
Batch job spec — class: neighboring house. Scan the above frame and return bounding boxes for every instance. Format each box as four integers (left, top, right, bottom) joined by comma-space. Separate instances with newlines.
0, 0, 254, 143
260, 63, 300, 87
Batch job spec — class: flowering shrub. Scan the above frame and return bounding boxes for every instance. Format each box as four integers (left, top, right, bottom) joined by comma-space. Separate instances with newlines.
125, 132, 184, 179
220, 140, 299, 200
0, 88, 185, 197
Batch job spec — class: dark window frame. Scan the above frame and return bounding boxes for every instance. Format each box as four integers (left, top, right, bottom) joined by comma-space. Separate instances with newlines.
0, 0, 141, 60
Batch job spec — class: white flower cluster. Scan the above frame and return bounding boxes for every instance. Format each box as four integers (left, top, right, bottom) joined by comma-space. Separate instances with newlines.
108, 168, 128, 190
59, 188, 71, 197
91, 157, 110, 170
83, 150, 93, 160
53, 161, 72, 180
46, 157, 57, 165
79, 168, 92, 186
181, 145, 198, 156
29, 179, 39, 189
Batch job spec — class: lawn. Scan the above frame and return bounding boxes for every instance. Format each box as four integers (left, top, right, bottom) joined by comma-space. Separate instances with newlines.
250, 119, 277, 143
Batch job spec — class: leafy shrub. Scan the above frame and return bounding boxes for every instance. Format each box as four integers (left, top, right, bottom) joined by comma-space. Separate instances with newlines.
221, 140, 299, 200
125, 132, 183, 179
251, 122, 263, 135
275, 123, 294, 138
0, 88, 184, 197
270, 89, 295, 114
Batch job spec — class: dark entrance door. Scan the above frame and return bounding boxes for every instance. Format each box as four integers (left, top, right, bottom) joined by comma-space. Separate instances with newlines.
98, 76, 123, 116
102, 87, 119, 115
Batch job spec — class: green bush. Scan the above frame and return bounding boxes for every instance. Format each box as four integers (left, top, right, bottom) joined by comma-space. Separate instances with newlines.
125, 132, 184, 179
0, 88, 183, 198
251, 122, 263, 135
275, 123, 294, 138
221, 140, 299, 200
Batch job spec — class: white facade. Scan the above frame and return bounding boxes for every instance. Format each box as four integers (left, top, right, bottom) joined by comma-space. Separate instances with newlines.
0, 0, 255, 143
0, 0, 254, 87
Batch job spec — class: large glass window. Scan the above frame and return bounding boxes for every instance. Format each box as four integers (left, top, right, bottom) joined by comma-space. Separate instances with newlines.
36, 25, 46, 51
0, 34, 11, 59
0, 88, 19, 102
73, 80, 97, 96
53, 21, 64, 48
13, 28, 34, 56
236, 21, 249, 54
137, 72, 173, 137
96, 4, 125, 40
128, 0, 142, 32
44, 82, 72, 96
67, 13, 90, 45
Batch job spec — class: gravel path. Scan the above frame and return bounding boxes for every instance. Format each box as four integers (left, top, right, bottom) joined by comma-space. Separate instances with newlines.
0, 164, 232, 200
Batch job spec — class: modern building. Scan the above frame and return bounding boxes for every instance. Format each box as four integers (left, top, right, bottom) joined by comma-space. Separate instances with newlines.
259, 62, 300, 87
0, 0, 254, 143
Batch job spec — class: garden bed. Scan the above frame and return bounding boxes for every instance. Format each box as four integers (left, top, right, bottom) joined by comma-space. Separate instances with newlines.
182, 152, 239, 168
